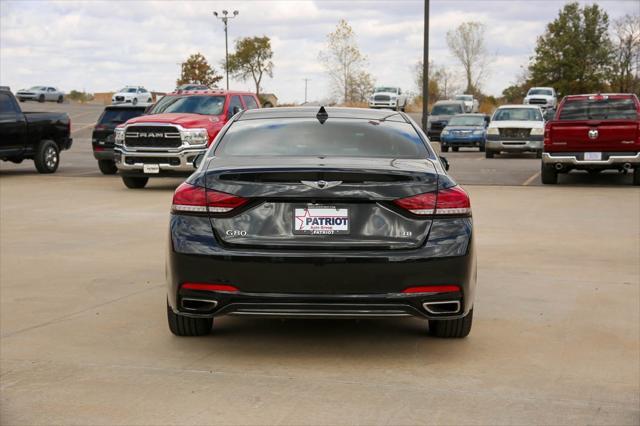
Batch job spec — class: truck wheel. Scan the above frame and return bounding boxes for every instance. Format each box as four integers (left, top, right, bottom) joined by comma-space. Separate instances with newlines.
57, 95, 64, 104
428, 309, 473, 338
34, 140, 60, 173
38, 94, 45, 103
122, 176, 148, 189
98, 160, 118, 175
485, 150, 494, 159
479, 143, 485, 152
167, 301, 213, 336
441, 145, 449, 153
536, 150, 542, 159
541, 164, 558, 184
452, 147, 459, 152
132, 98, 138, 105
18, 98, 25, 103
633, 169, 640, 186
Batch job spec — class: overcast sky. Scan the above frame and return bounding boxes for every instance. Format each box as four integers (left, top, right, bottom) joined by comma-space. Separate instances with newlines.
1, 0, 637, 102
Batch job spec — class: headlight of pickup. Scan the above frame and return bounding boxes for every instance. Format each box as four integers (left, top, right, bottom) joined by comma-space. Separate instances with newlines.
181, 129, 209, 145
441, 129, 450, 135
114, 128, 125, 145
530, 127, 544, 135
487, 127, 499, 135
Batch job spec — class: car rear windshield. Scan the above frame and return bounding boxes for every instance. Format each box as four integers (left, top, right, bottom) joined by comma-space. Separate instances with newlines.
215, 118, 429, 158
148, 95, 225, 115
98, 108, 145, 125
448, 116, 484, 126
558, 97, 638, 120
493, 108, 542, 121
431, 104, 463, 115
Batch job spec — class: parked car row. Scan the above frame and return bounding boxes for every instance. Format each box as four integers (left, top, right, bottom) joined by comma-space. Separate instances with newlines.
16, 86, 65, 103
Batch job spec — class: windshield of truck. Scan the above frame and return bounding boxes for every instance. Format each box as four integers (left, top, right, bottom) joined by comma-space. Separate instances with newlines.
148, 95, 226, 115
375, 87, 397, 93
447, 116, 485, 126
431, 104, 463, 115
528, 89, 553, 96
493, 108, 542, 121
558, 97, 637, 120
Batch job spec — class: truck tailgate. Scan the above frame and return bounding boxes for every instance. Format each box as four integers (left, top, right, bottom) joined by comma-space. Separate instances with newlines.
547, 120, 639, 152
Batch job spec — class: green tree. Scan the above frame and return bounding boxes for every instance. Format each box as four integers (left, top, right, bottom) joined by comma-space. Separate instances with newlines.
528, 2, 613, 95
446, 22, 488, 93
176, 53, 222, 88
227, 36, 274, 97
319, 19, 368, 103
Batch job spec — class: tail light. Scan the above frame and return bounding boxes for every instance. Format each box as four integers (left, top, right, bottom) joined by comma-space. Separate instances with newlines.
181, 283, 239, 292
393, 186, 470, 216
94, 124, 106, 131
172, 182, 248, 214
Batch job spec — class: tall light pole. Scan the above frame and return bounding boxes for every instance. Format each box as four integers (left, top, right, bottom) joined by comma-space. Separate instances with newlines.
213, 9, 239, 90
303, 78, 311, 104
421, 0, 430, 131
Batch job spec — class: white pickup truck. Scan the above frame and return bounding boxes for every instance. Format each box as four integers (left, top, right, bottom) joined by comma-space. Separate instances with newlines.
453, 94, 479, 113
368, 87, 408, 111
523, 87, 557, 110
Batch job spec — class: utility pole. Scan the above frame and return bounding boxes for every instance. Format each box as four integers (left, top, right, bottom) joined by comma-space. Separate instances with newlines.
303, 78, 311, 104
213, 10, 239, 90
421, 0, 430, 131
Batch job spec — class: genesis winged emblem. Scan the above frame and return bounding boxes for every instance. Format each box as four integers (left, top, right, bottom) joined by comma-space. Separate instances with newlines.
300, 180, 342, 190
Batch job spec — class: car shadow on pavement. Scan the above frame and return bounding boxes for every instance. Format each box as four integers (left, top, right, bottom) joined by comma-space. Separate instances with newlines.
559, 171, 634, 186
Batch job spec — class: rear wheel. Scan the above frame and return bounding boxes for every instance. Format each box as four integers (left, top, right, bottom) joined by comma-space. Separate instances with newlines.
98, 159, 118, 175
485, 150, 494, 159
633, 169, 640, 186
428, 309, 473, 338
122, 176, 148, 189
167, 301, 213, 336
441, 145, 449, 153
541, 164, 558, 184
34, 140, 59, 173
452, 147, 459, 152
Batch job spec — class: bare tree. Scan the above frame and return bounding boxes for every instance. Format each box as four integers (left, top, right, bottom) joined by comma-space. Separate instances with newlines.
319, 20, 368, 103
347, 71, 376, 103
414, 60, 461, 100
446, 22, 488, 94
611, 14, 640, 93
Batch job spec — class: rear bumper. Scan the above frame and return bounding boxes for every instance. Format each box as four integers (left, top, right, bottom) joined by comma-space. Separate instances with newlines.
167, 216, 476, 320
93, 147, 114, 160
542, 152, 640, 167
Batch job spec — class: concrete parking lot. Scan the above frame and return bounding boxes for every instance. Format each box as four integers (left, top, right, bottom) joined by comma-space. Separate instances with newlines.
1, 103, 639, 425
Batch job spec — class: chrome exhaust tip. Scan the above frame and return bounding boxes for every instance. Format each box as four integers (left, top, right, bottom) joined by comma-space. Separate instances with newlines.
554, 163, 563, 171
181, 298, 218, 312
623, 163, 632, 170
422, 300, 461, 315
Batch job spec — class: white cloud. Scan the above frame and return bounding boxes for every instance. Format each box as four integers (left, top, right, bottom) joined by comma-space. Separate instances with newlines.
0, 0, 635, 102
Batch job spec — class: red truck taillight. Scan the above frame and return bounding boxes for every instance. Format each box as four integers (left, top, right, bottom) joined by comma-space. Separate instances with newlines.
393, 186, 471, 216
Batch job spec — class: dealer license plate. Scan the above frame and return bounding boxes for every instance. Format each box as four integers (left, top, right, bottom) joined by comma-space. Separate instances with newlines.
294, 206, 349, 235
143, 164, 160, 174
584, 152, 602, 161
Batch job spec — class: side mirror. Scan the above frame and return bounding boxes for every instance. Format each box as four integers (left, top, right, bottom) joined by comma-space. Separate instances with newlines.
439, 156, 450, 171
232, 106, 242, 115
193, 152, 205, 169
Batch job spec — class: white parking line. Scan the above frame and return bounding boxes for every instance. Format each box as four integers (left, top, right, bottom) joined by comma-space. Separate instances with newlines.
71, 123, 96, 134
522, 171, 541, 186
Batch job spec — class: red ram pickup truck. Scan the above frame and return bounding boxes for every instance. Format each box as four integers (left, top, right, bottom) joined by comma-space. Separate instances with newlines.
541, 93, 640, 185
114, 90, 260, 189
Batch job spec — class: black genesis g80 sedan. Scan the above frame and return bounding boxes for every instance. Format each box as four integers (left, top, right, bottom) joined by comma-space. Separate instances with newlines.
166, 107, 476, 338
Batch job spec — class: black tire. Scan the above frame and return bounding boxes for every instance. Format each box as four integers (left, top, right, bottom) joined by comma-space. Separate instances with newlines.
57, 95, 64, 104
479, 143, 485, 152
98, 159, 118, 175
536, 150, 542, 159
441, 145, 449, 153
452, 147, 459, 152
428, 309, 473, 338
34, 140, 59, 173
38, 94, 45, 103
167, 301, 213, 336
541, 164, 558, 184
633, 169, 640, 186
18, 98, 25, 103
122, 176, 148, 189
132, 98, 138, 105
485, 150, 494, 159
147, 98, 153, 103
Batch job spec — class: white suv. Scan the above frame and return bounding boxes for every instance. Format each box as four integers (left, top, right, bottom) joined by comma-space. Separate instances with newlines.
112, 86, 153, 105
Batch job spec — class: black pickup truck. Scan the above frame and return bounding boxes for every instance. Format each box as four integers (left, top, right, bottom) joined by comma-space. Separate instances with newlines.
0, 87, 72, 173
